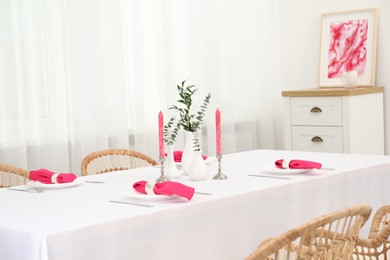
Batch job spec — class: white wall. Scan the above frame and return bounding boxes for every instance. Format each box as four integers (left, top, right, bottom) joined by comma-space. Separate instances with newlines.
273, 0, 390, 154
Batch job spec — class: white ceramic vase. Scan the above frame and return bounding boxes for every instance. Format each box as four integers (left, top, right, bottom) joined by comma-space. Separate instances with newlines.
342, 70, 358, 89
165, 145, 181, 179
188, 151, 208, 180
181, 130, 195, 175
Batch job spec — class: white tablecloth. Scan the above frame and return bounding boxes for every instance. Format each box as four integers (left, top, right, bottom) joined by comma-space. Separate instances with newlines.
1, 149, 390, 260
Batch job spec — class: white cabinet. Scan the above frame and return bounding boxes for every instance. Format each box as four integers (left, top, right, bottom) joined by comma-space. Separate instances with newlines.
282, 87, 385, 155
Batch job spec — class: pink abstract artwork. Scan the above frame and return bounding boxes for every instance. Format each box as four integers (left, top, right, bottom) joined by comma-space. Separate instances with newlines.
327, 19, 368, 79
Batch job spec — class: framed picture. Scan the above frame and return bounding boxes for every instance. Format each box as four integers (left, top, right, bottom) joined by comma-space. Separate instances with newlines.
318, 8, 378, 88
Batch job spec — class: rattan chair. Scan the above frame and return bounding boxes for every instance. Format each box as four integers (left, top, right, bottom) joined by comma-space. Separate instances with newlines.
0, 164, 30, 188
81, 149, 159, 176
246, 204, 372, 260
353, 205, 390, 259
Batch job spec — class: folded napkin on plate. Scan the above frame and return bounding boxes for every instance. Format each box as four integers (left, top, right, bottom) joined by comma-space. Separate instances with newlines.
133, 180, 195, 200
170, 151, 207, 162
275, 159, 322, 169
29, 169, 77, 184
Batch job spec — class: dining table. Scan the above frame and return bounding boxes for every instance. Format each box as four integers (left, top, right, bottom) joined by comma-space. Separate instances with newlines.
1, 149, 390, 260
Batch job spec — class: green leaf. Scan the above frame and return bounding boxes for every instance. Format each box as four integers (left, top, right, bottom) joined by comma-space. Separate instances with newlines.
167, 80, 211, 141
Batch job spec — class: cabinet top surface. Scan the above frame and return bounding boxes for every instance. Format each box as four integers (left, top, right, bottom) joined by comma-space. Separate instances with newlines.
282, 87, 384, 97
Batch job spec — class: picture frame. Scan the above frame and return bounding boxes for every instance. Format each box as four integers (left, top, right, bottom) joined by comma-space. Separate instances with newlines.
318, 8, 378, 88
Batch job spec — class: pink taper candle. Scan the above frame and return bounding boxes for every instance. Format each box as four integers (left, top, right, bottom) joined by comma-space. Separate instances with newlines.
158, 111, 164, 157
216, 108, 222, 154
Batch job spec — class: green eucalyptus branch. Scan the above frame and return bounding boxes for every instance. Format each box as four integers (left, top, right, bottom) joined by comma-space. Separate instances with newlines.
192, 131, 201, 151
164, 116, 180, 146
170, 80, 211, 132
169, 80, 211, 151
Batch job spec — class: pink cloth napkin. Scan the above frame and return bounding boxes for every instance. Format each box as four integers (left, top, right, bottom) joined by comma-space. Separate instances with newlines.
29, 169, 77, 184
170, 151, 207, 162
133, 180, 195, 200
275, 159, 322, 169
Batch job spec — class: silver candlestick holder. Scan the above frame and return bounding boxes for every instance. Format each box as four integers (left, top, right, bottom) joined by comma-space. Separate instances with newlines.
156, 156, 169, 182
213, 153, 227, 180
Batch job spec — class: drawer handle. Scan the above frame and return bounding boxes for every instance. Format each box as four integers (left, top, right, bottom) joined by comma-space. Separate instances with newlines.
310, 107, 322, 113
311, 136, 323, 143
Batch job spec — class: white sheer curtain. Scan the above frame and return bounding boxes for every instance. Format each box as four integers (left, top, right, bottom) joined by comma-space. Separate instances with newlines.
0, 0, 278, 175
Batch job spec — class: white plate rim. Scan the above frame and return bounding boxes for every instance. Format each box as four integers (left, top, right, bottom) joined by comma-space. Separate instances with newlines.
126, 190, 178, 201
264, 165, 313, 175
28, 178, 85, 189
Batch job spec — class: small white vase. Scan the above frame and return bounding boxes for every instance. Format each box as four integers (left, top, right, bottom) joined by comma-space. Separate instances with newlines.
181, 130, 196, 175
342, 70, 358, 89
188, 151, 208, 181
165, 145, 181, 179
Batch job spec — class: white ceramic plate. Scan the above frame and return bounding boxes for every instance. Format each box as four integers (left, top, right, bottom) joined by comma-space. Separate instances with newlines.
264, 165, 313, 175
28, 178, 86, 189
126, 190, 178, 201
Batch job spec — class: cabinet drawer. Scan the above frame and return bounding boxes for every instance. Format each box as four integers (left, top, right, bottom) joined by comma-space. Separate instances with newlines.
291, 97, 342, 126
291, 126, 343, 153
